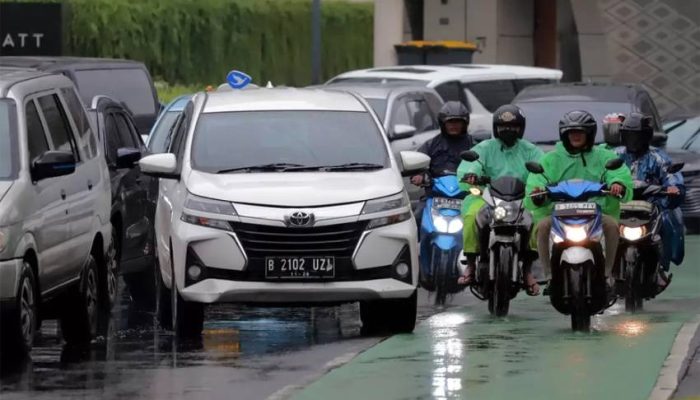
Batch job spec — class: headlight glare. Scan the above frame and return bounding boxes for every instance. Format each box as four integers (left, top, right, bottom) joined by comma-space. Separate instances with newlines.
564, 225, 588, 243
621, 226, 646, 241
447, 218, 463, 233
494, 206, 507, 220
433, 216, 449, 233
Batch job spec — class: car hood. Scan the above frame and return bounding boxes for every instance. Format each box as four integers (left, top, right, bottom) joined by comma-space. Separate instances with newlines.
666, 149, 700, 170
186, 168, 405, 207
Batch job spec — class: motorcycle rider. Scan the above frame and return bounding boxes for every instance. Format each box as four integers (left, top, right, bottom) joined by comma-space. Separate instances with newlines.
456, 105, 543, 295
615, 112, 685, 292
525, 110, 633, 289
411, 101, 473, 227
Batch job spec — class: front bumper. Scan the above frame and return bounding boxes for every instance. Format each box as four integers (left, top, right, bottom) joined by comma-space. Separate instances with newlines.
0, 258, 23, 301
181, 278, 416, 304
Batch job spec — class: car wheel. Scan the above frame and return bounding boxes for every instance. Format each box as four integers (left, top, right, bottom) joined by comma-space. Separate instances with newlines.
360, 290, 417, 336
155, 257, 172, 330
0, 262, 38, 355
60, 254, 100, 344
100, 227, 120, 312
174, 291, 205, 338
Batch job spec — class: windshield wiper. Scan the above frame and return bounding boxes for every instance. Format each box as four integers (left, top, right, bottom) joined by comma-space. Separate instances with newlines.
664, 119, 687, 134
216, 163, 304, 173
284, 163, 385, 172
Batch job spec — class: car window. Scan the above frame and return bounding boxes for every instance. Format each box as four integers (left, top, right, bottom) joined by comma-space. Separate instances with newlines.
0, 100, 18, 180
465, 80, 517, 112
37, 94, 80, 161
73, 68, 156, 116
104, 113, 121, 163
114, 113, 137, 148
423, 92, 444, 116
365, 98, 387, 123
60, 87, 96, 159
513, 79, 554, 93
391, 98, 412, 127
434, 81, 463, 105
25, 100, 49, 163
172, 103, 193, 168
149, 111, 181, 153
406, 98, 437, 133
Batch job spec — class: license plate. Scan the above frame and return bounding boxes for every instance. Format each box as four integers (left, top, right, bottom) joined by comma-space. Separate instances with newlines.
554, 202, 597, 215
433, 197, 462, 210
265, 256, 335, 279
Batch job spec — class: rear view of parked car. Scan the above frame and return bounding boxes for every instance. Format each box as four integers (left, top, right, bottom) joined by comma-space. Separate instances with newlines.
0, 69, 112, 354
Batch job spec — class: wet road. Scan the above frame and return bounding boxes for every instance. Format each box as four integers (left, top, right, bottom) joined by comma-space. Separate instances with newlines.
0, 281, 458, 400
295, 236, 700, 400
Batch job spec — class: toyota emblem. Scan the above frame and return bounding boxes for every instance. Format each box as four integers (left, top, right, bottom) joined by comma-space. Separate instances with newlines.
287, 211, 314, 227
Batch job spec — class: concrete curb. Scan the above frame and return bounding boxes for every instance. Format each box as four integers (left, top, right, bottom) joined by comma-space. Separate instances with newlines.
649, 315, 700, 400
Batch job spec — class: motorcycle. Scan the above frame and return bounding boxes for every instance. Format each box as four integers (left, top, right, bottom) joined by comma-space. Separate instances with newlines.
418, 172, 466, 305
460, 151, 534, 317
525, 158, 624, 331
617, 163, 684, 312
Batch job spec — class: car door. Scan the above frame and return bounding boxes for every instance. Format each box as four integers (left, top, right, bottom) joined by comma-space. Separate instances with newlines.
113, 110, 152, 263
32, 94, 86, 288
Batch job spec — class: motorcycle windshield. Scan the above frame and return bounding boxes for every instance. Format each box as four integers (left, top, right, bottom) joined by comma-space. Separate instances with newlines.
433, 175, 463, 198
548, 180, 605, 201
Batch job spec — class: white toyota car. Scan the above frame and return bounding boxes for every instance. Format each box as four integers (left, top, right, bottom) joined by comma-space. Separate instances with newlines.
139, 87, 429, 337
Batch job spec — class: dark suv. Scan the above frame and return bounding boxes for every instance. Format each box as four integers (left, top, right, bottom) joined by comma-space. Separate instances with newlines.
0, 57, 160, 136
88, 96, 157, 307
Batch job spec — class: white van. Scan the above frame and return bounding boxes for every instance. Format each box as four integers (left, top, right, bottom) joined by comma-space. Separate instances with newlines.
326, 64, 562, 139
139, 88, 430, 337
0, 69, 112, 353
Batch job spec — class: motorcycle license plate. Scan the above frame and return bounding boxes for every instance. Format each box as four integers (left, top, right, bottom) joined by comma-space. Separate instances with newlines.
265, 256, 335, 279
433, 198, 462, 210
554, 202, 597, 216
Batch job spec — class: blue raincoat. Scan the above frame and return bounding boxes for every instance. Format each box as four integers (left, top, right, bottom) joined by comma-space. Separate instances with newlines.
616, 147, 686, 269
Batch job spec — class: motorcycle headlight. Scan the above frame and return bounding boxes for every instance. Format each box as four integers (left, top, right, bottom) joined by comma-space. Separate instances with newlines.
362, 192, 408, 214
621, 226, 646, 241
551, 232, 565, 244
447, 218, 463, 233
434, 216, 449, 233
469, 187, 482, 196
432, 214, 462, 233
563, 225, 588, 243
494, 206, 507, 221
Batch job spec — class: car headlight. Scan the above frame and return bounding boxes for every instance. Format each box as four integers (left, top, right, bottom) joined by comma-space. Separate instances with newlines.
181, 193, 236, 231
621, 226, 646, 241
367, 212, 412, 229
184, 193, 237, 215
563, 225, 588, 243
361, 192, 408, 214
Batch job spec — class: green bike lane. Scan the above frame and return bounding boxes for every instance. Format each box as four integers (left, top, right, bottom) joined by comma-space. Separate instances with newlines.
294, 236, 700, 400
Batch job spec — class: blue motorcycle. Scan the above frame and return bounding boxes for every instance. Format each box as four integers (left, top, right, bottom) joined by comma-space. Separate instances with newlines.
418, 173, 466, 305
526, 159, 623, 331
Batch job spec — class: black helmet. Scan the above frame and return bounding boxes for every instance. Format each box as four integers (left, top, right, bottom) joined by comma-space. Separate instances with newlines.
559, 110, 597, 153
493, 104, 526, 147
438, 101, 469, 136
620, 112, 653, 155
602, 113, 625, 147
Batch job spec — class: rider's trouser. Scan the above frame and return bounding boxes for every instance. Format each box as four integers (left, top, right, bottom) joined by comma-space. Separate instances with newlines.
535, 215, 619, 279
462, 196, 486, 254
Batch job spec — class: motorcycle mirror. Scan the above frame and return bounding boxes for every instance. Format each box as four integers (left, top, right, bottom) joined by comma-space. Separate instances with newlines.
525, 161, 545, 174
460, 150, 480, 162
668, 163, 684, 174
605, 158, 624, 170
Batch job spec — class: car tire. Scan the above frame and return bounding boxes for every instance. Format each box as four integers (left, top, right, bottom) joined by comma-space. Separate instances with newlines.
174, 292, 205, 338
0, 262, 38, 355
360, 290, 417, 336
155, 258, 172, 330
100, 227, 120, 312
60, 254, 100, 344
123, 267, 156, 311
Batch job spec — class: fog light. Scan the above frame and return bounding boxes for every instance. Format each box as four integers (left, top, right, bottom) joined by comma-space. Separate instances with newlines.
187, 265, 202, 281
395, 262, 410, 278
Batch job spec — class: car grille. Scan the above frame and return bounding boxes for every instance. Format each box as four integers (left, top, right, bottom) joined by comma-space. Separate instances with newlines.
681, 187, 700, 217
230, 221, 368, 258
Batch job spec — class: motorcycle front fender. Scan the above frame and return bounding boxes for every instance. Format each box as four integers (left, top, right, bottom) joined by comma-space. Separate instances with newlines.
560, 246, 594, 265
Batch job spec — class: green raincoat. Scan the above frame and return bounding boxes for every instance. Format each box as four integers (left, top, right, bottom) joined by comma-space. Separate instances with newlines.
524, 142, 633, 224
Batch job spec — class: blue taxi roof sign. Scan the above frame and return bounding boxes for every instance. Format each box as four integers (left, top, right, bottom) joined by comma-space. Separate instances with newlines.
226, 70, 252, 89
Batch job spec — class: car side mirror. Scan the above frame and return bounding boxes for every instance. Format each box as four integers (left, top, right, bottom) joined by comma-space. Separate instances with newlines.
393, 124, 417, 140
139, 153, 179, 179
31, 151, 76, 182
116, 147, 142, 169
668, 163, 684, 174
605, 158, 624, 170
460, 150, 480, 162
525, 161, 545, 174
399, 151, 430, 177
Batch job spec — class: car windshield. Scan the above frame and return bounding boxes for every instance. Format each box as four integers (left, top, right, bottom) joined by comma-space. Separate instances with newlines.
148, 111, 181, 153
365, 98, 387, 123
191, 110, 389, 173
665, 117, 700, 149
515, 101, 634, 144
686, 135, 700, 152
0, 100, 18, 180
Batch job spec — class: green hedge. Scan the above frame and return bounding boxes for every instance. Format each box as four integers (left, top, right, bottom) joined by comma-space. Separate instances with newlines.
59, 0, 372, 86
